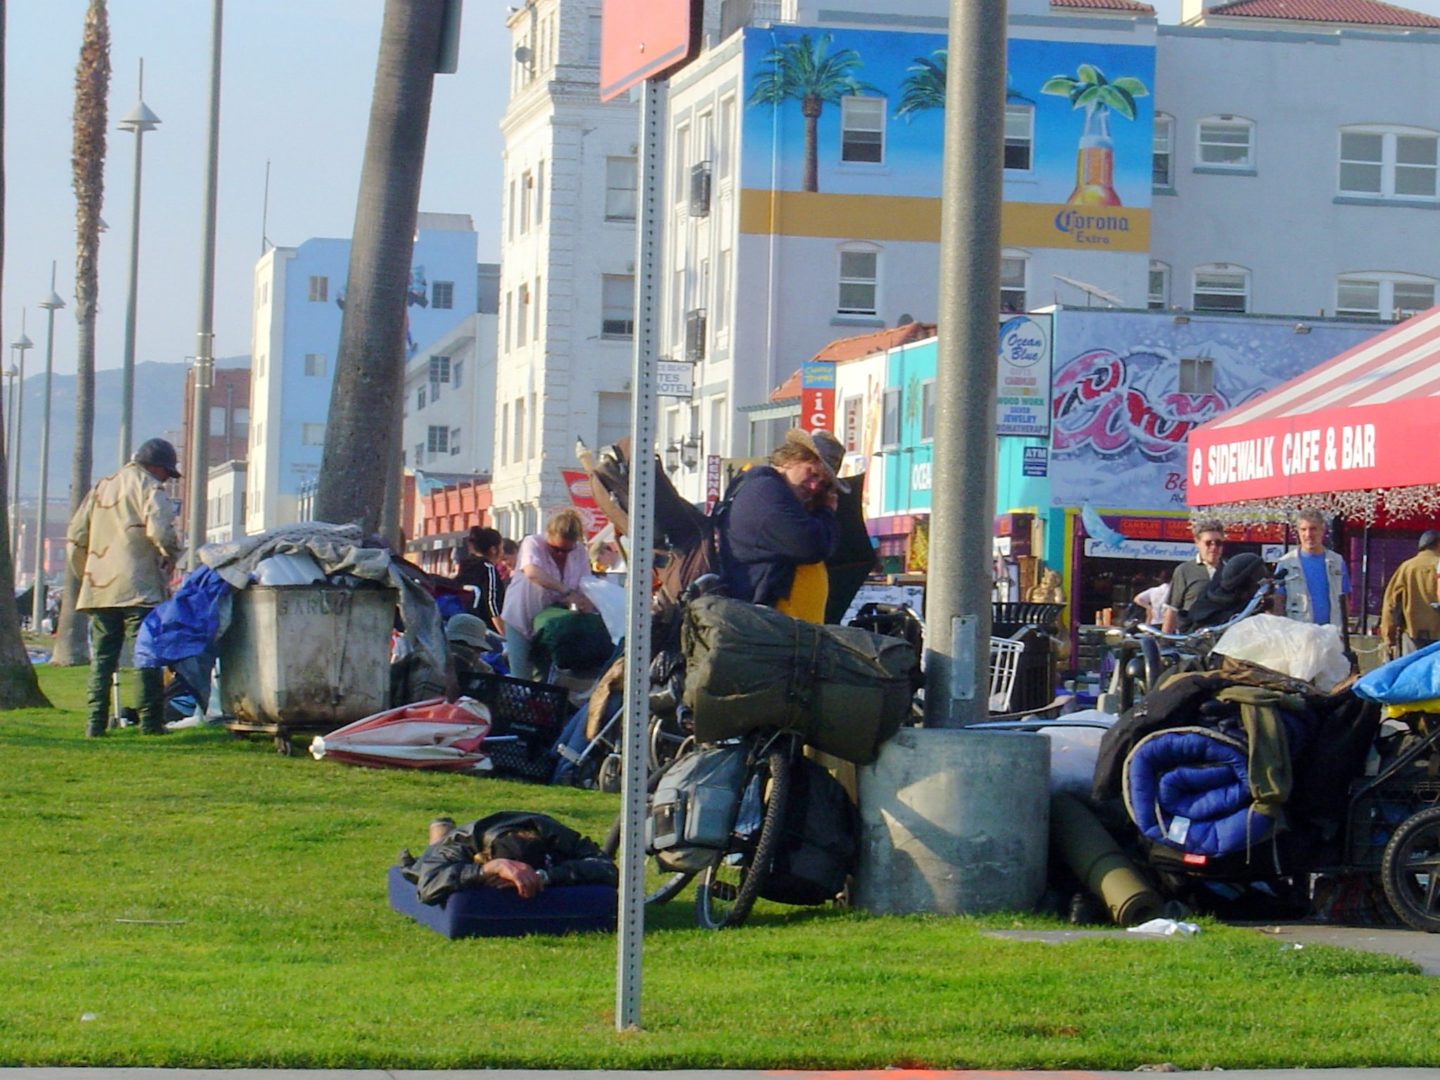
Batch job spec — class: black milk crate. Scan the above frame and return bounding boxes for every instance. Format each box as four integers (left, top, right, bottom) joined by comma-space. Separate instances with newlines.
482, 736, 558, 783
460, 671, 570, 747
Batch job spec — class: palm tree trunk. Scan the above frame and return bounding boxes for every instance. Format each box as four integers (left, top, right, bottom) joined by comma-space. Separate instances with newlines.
52, 0, 110, 667
0, 0, 53, 707
802, 103, 820, 193
313, 0, 445, 533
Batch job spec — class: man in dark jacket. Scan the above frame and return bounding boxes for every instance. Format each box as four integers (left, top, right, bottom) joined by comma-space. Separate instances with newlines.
718, 429, 844, 624
412, 811, 617, 904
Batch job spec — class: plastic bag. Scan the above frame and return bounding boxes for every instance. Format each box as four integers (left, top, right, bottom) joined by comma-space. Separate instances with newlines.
252, 551, 326, 586
581, 577, 627, 643
1354, 639, 1440, 705
1213, 614, 1350, 690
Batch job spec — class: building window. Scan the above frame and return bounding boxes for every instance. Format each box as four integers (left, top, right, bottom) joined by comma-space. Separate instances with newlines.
717, 95, 736, 179
516, 283, 530, 346
302, 422, 325, 446
673, 124, 690, 204
427, 425, 450, 455
415, 441, 425, 466
432, 281, 454, 309
1004, 105, 1033, 171
605, 157, 637, 222
308, 275, 328, 302
429, 355, 451, 385
602, 274, 636, 338
920, 379, 936, 442
512, 397, 525, 462
417, 386, 426, 411
1197, 116, 1254, 169
233, 408, 249, 438
840, 96, 885, 164
1178, 356, 1216, 395
837, 248, 879, 316
507, 179, 516, 241
1339, 127, 1439, 200
535, 160, 545, 226
1000, 253, 1027, 313
210, 405, 227, 434
1148, 262, 1170, 310
504, 290, 512, 351
587, 13, 602, 64
1192, 265, 1250, 313
450, 427, 462, 456
1335, 273, 1437, 319
881, 387, 901, 449
1153, 113, 1174, 188
519, 170, 533, 233
533, 275, 542, 339
304, 352, 326, 377
452, 359, 463, 391
715, 247, 732, 336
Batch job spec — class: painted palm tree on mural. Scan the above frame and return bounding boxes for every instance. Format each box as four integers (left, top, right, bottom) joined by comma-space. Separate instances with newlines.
895, 49, 1034, 120
53, 0, 110, 666
1041, 63, 1149, 206
747, 32, 876, 193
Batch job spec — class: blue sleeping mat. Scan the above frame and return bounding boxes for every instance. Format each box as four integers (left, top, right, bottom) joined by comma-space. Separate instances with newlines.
386, 865, 616, 938
1123, 725, 1277, 858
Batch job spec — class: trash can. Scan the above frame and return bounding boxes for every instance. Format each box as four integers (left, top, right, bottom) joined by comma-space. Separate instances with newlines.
219, 583, 397, 750
992, 603, 1065, 713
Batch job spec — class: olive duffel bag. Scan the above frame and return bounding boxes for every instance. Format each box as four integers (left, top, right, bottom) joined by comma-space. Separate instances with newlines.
680, 594, 918, 765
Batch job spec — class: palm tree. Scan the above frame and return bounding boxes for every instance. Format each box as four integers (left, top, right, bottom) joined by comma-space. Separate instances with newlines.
52, 0, 109, 667
747, 33, 876, 193
0, 0, 54, 707
313, 0, 446, 535
896, 49, 1033, 120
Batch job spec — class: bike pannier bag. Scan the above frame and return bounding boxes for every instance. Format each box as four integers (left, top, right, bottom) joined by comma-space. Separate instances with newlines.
760, 757, 858, 906
646, 744, 749, 874
681, 595, 917, 765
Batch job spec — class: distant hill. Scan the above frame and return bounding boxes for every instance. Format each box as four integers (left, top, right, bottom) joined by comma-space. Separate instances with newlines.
7, 355, 250, 499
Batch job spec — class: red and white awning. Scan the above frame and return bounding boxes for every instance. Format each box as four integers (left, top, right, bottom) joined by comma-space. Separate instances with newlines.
1187, 306, 1440, 508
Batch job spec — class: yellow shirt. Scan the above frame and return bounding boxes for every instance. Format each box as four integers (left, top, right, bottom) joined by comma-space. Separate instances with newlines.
776, 561, 828, 625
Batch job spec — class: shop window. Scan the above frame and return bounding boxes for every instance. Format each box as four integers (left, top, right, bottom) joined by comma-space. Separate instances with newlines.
1178, 356, 1215, 395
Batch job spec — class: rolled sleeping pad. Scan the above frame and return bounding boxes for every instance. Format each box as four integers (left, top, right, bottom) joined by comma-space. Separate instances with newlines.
1050, 792, 1164, 927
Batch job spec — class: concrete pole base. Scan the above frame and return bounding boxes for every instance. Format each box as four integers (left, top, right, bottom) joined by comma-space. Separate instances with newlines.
855, 727, 1050, 916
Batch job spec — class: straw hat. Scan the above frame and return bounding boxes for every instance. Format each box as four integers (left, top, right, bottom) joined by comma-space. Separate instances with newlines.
781, 428, 851, 494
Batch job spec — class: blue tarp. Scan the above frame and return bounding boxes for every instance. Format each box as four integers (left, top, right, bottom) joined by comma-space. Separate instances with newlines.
134, 567, 233, 669
1354, 640, 1440, 705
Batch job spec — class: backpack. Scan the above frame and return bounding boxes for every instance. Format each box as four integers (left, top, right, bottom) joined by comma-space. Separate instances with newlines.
646, 744, 750, 873
760, 757, 857, 906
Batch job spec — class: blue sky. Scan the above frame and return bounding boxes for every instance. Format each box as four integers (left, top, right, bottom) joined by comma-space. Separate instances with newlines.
4, 1, 509, 378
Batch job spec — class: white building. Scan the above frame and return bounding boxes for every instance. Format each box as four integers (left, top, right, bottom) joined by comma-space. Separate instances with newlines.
247, 213, 481, 532
491, 0, 640, 538
657, 0, 1440, 500
205, 460, 247, 546
402, 264, 500, 478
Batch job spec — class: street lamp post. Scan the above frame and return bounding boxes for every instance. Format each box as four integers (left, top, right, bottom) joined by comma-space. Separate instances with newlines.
9, 313, 32, 558
117, 59, 161, 466
34, 267, 65, 630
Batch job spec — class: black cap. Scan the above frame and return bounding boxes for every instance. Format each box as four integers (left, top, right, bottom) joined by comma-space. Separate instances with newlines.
1419, 529, 1440, 552
132, 437, 181, 479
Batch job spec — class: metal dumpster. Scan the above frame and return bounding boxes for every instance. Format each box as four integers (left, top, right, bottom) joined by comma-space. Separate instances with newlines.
219, 583, 396, 753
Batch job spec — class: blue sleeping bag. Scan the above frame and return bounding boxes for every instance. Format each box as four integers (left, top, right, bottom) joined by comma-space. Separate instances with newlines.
1354, 640, 1440, 706
1123, 709, 1310, 859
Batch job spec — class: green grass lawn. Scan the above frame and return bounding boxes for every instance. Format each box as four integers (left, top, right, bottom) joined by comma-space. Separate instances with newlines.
1, 665, 1436, 1069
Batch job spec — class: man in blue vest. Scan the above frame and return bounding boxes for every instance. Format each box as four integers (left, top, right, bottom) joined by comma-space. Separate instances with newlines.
1274, 509, 1350, 641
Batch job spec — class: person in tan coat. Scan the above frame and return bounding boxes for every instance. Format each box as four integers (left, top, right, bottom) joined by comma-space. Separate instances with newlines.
67, 438, 182, 736
1380, 530, 1440, 659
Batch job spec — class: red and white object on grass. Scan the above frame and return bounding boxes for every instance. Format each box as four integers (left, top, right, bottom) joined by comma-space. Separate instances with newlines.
312, 698, 492, 773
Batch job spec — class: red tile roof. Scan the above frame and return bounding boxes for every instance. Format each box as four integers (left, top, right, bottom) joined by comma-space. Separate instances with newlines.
1053, 0, 1157, 12
1205, 0, 1440, 27
769, 321, 938, 402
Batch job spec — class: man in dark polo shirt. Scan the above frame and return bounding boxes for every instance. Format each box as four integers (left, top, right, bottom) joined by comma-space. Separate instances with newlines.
1161, 518, 1226, 633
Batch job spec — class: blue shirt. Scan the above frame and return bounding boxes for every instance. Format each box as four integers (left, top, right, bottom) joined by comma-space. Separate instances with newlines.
1297, 550, 1350, 625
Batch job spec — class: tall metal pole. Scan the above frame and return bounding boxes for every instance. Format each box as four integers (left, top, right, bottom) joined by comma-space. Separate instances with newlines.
118, 58, 161, 466
186, 0, 223, 568
924, 0, 1007, 727
615, 77, 666, 1033
34, 267, 66, 628
9, 312, 32, 557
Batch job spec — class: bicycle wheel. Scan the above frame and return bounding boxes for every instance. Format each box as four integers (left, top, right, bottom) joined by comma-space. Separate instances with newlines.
694, 746, 792, 930
602, 762, 694, 905
1381, 805, 1440, 933
648, 708, 690, 771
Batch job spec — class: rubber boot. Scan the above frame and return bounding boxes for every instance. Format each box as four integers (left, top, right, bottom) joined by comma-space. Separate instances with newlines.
85, 719, 107, 738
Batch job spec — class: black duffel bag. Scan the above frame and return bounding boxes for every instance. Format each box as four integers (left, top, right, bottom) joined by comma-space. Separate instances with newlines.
681, 595, 917, 765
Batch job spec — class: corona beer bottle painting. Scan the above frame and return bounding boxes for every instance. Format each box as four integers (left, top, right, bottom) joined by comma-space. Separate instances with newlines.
1041, 64, 1149, 207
